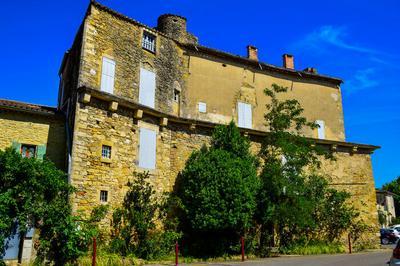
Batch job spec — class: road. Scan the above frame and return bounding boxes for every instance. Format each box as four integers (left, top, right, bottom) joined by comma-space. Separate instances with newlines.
193, 250, 393, 266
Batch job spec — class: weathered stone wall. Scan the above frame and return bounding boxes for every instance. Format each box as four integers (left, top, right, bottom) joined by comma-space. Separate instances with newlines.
0, 110, 66, 169
70, 100, 378, 239
78, 4, 186, 115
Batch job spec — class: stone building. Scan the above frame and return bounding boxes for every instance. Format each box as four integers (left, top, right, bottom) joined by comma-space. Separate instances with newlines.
376, 189, 397, 227
0, 0, 380, 261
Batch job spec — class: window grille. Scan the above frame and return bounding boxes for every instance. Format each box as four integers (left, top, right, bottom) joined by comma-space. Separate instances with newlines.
142, 32, 156, 52
101, 145, 112, 159
100, 190, 108, 202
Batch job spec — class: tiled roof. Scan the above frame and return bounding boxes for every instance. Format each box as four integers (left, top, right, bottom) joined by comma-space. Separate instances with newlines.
0, 99, 57, 115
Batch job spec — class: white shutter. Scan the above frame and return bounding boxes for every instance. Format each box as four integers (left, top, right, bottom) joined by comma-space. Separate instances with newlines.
198, 102, 207, 113
245, 103, 252, 129
139, 68, 156, 108
316, 120, 325, 139
100, 57, 115, 93
138, 128, 157, 169
238, 102, 252, 129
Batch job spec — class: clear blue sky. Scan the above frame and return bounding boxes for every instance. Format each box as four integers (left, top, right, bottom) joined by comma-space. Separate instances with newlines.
1, 1, 399, 187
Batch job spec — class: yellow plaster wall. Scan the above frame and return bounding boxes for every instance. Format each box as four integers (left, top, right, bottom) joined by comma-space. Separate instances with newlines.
0, 110, 66, 169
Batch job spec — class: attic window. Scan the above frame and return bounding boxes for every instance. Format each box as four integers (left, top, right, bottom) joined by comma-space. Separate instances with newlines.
142, 31, 156, 53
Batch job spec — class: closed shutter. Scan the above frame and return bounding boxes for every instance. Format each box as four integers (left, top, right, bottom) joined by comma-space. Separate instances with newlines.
138, 128, 157, 169
100, 57, 115, 94
36, 145, 47, 160
316, 120, 325, 139
238, 102, 252, 129
139, 68, 156, 108
11, 141, 21, 153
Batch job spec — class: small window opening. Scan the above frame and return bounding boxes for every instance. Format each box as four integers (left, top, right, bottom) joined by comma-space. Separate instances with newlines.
142, 31, 156, 53
174, 89, 180, 102
102, 145, 112, 159
21, 144, 37, 158
100, 190, 108, 203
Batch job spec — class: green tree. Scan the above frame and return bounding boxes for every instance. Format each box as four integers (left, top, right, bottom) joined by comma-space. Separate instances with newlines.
257, 84, 357, 251
175, 121, 260, 256
0, 147, 101, 265
110, 171, 181, 260
382, 176, 400, 217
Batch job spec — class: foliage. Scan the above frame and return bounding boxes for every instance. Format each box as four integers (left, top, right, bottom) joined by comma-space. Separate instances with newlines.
0, 147, 105, 265
257, 84, 359, 251
382, 176, 400, 217
280, 240, 345, 255
378, 209, 387, 227
175, 121, 260, 256
110, 171, 181, 260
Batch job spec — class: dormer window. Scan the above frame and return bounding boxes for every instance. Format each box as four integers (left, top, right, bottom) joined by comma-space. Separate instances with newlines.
142, 31, 156, 53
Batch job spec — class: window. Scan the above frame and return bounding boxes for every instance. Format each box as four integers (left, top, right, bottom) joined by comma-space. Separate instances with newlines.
100, 190, 108, 203
138, 128, 157, 169
198, 102, 207, 113
100, 57, 115, 94
237, 102, 252, 129
174, 89, 180, 102
142, 31, 156, 53
139, 68, 156, 108
101, 145, 112, 159
20, 144, 36, 158
316, 120, 325, 139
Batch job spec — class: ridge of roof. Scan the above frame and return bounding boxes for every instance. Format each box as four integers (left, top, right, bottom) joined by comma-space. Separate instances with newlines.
0, 98, 58, 116
89, 1, 343, 85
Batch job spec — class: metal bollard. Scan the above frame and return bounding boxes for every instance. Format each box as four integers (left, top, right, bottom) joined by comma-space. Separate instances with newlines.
348, 233, 352, 254
241, 236, 245, 261
175, 241, 179, 266
92, 237, 97, 266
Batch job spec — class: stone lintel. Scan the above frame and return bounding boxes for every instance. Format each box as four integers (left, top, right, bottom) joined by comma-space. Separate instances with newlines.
109, 101, 118, 111
134, 109, 143, 119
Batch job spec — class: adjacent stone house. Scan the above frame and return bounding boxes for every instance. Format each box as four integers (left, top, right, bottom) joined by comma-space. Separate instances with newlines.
0, 1, 380, 261
376, 189, 397, 227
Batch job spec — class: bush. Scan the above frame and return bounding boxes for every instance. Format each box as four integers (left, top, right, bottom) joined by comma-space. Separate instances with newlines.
175, 121, 259, 256
0, 147, 106, 265
110, 171, 181, 260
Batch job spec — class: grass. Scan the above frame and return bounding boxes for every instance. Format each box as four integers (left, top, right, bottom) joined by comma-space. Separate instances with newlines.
280, 241, 346, 255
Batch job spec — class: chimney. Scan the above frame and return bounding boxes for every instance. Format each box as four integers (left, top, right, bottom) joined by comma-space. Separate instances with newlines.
247, 45, 258, 61
303, 67, 318, 74
282, 54, 294, 69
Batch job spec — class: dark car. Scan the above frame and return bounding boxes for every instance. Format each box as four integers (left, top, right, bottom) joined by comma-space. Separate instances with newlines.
381, 228, 399, 245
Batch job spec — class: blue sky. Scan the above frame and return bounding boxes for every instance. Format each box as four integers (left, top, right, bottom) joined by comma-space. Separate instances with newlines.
1, 0, 399, 187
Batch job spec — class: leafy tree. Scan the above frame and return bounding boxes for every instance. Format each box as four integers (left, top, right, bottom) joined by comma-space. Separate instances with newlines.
175, 121, 260, 256
110, 171, 181, 260
382, 176, 400, 217
257, 84, 358, 251
0, 147, 102, 265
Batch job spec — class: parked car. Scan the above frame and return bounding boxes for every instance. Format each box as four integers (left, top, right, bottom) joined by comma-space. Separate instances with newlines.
381, 228, 400, 245
388, 238, 400, 265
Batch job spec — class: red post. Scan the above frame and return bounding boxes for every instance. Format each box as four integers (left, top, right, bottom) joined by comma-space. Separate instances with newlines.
175, 241, 179, 266
241, 236, 245, 262
92, 237, 97, 266
348, 233, 352, 254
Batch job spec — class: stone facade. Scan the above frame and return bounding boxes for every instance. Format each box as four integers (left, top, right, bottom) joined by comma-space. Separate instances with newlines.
0, 0, 381, 258
0, 105, 66, 169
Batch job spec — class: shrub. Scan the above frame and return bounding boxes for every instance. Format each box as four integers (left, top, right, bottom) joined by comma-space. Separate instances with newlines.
175, 121, 260, 256
110, 171, 181, 260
